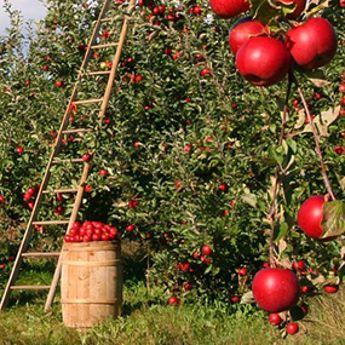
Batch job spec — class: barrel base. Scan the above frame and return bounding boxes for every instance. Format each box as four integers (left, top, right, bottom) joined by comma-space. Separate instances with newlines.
62, 303, 121, 328
61, 241, 122, 329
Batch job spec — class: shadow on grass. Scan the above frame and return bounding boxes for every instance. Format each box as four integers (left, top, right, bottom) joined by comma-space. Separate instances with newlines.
122, 297, 160, 317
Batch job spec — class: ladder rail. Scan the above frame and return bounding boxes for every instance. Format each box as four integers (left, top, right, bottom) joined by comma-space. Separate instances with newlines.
44, 162, 91, 311
98, 0, 136, 119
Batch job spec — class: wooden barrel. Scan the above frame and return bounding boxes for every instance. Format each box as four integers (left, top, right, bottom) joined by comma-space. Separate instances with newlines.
61, 241, 122, 329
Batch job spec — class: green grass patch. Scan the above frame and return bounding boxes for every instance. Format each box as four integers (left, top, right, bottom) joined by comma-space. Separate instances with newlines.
1, 281, 345, 345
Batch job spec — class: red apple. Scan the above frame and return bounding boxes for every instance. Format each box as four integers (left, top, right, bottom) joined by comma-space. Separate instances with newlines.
286, 18, 337, 70
54, 205, 65, 216
297, 195, 325, 239
178, 262, 191, 272
209, 0, 250, 18
323, 285, 338, 294
300, 285, 311, 294
16, 146, 24, 154
236, 37, 291, 86
82, 153, 91, 162
55, 80, 64, 88
238, 267, 247, 276
126, 224, 135, 232
99, 169, 108, 177
252, 268, 299, 312
277, 0, 306, 19
218, 183, 228, 192
228, 19, 268, 55
183, 282, 193, 291
167, 296, 180, 305
201, 245, 213, 256
200, 68, 211, 77
286, 322, 299, 335
230, 295, 241, 303
84, 185, 92, 193
268, 313, 282, 326
292, 260, 306, 271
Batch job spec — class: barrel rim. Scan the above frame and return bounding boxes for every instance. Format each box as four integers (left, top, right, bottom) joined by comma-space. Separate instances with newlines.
63, 240, 120, 251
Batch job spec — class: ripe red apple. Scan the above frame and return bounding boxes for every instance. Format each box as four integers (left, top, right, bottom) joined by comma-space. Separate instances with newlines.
183, 282, 193, 291
54, 205, 65, 216
177, 262, 191, 272
201, 244, 213, 256
286, 18, 337, 70
334, 146, 344, 155
16, 146, 24, 154
252, 268, 299, 312
268, 313, 282, 326
228, 19, 268, 54
200, 68, 211, 77
277, 0, 306, 19
209, 0, 250, 18
292, 260, 306, 271
230, 295, 241, 303
323, 285, 338, 294
82, 153, 91, 162
126, 224, 135, 232
55, 80, 64, 88
0, 195, 5, 204
300, 285, 311, 294
286, 322, 299, 335
84, 185, 92, 193
236, 37, 291, 86
99, 169, 108, 177
218, 183, 228, 192
238, 267, 247, 276
297, 195, 325, 239
167, 296, 180, 305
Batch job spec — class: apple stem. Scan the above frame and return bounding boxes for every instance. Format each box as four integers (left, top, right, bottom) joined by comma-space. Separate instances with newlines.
293, 75, 336, 201
268, 73, 293, 266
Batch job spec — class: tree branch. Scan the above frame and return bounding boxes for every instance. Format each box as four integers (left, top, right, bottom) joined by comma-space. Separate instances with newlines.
268, 73, 292, 266
292, 74, 336, 201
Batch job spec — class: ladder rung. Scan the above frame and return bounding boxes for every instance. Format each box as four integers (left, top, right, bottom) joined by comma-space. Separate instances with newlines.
91, 43, 118, 49
32, 220, 70, 226
84, 70, 111, 76
52, 158, 84, 164
43, 188, 78, 194
73, 98, 103, 105
22, 252, 60, 258
10, 285, 51, 291
62, 128, 93, 134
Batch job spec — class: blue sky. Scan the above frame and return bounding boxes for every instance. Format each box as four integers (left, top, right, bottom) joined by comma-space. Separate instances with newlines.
0, 0, 46, 35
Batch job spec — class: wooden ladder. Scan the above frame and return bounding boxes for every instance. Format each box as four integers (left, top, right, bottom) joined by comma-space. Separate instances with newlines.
0, 0, 135, 312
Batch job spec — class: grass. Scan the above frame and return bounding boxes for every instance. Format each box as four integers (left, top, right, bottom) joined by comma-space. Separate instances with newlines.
1, 281, 345, 345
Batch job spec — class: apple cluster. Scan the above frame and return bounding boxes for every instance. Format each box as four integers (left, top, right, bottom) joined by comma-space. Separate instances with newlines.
64, 220, 119, 243
23, 186, 39, 210
210, 0, 338, 86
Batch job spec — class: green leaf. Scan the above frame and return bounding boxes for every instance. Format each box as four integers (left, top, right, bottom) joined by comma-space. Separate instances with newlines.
241, 193, 257, 208
286, 138, 297, 153
274, 222, 289, 241
320, 200, 345, 239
